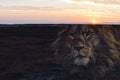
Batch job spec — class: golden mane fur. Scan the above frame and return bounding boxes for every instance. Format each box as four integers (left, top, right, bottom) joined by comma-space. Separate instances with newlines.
93, 26, 120, 75
52, 25, 120, 79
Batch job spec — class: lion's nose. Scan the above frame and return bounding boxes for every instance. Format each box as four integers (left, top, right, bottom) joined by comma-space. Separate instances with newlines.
74, 46, 84, 51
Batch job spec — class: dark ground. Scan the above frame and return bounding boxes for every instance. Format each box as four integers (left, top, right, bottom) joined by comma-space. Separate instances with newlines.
0, 24, 120, 80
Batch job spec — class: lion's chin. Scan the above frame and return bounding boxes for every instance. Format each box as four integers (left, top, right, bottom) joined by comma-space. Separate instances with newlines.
74, 57, 90, 66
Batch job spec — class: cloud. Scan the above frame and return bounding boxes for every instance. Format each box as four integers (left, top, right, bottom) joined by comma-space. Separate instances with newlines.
0, 6, 65, 11
71, 0, 120, 5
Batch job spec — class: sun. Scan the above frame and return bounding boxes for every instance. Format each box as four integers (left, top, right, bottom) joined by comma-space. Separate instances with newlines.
91, 19, 97, 24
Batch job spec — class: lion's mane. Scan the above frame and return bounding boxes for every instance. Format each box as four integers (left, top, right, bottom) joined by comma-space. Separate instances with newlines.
52, 25, 120, 79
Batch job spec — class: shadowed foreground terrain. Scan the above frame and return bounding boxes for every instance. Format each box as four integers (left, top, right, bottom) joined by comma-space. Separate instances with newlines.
0, 24, 120, 80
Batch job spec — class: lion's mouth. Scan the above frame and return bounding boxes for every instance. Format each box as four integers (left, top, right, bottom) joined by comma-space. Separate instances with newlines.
74, 57, 90, 66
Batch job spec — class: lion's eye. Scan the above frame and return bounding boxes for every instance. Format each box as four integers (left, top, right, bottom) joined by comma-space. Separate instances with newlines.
66, 35, 74, 43
69, 35, 74, 40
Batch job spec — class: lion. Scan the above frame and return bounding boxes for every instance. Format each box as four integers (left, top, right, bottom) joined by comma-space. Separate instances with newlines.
52, 25, 120, 80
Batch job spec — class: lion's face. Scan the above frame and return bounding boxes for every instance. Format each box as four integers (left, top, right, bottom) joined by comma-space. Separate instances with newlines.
53, 25, 120, 78
71, 34, 95, 66
53, 26, 99, 66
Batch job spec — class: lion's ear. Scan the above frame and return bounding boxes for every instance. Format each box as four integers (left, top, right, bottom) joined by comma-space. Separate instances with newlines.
58, 31, 69, 37
58, 24, 79, 36
69, 24, 78, 33
58, 25, 69, 36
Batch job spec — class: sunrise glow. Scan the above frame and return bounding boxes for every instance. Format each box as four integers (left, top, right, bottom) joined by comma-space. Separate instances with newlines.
0, 0, 120, 24
92, 19, 97, 24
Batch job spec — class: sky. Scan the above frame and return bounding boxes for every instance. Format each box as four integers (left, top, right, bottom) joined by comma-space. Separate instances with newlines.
0, 0, 120, 24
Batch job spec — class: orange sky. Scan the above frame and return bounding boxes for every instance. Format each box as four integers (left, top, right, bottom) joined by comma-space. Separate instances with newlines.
0, 0, 120, 24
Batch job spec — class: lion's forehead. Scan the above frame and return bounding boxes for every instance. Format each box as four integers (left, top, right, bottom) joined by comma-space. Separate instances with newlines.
69, 26, 94, 33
